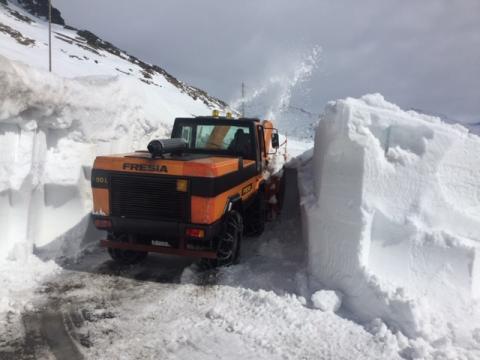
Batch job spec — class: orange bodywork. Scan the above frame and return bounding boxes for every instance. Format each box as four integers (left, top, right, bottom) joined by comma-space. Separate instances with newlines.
92, 153, 260, 224
92, 188, 109, 214
262, 120, 274, 154
191, 176, 261, 223
93, 152, 245, 177
91, 117, 281, 231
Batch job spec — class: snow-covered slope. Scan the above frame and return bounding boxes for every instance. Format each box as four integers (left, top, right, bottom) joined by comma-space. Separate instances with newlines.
299, 94, 480, 358
0, 1, 227, 108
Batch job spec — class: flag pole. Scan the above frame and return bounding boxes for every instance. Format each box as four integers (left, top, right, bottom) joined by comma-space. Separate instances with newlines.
48, 0, 52, 72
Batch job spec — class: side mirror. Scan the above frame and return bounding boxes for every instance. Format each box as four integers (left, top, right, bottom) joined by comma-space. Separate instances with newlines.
271, 132, 280, 149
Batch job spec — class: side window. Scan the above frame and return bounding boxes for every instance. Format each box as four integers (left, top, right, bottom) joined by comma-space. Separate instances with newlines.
257, 126, 265, 156
256, 126, 265, 171
181, 126, 193, 147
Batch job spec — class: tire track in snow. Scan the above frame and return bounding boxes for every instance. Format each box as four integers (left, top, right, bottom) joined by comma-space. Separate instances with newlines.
21, 300, 84, 360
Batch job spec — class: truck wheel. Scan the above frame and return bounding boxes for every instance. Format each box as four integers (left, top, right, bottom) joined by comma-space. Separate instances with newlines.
107, 234, 148, 265
245, 192, 266, 237
202, 210, 243, 268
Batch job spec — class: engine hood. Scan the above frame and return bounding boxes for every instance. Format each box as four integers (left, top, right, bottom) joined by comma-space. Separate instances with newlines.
93, 151, 256, 178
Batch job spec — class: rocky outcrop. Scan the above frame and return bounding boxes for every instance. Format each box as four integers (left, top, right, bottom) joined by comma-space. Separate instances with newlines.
17, 0, 65, 25
0, 23, 35, 45
75, 30, 228, 108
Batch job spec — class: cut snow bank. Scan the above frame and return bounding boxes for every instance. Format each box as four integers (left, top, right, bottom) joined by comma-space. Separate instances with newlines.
0, 55, 214, 263
299, 94, 480, 350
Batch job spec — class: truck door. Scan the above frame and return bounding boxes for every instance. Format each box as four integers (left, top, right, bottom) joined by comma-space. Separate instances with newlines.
256, 124, 266, 172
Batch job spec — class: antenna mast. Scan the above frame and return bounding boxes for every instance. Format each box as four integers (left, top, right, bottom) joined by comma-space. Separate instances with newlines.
241, 82, 245, 117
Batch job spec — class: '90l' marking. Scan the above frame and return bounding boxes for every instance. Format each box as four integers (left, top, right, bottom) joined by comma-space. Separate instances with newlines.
95, 176, 108, 184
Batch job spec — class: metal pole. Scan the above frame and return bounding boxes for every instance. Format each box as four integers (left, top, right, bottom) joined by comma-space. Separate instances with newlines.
241, 82, 245, 117
48, 0, 52, 72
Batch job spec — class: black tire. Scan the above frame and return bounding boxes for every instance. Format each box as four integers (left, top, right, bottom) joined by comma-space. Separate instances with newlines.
107, 233, 148, 265
245, 192, 266, 237
201, 210, 243, 268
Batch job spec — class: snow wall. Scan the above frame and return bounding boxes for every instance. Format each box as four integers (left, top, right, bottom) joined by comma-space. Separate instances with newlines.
0, 55, 212, 262
300, 94, 480, 343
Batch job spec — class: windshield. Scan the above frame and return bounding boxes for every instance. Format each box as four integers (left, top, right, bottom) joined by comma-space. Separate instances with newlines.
176, 124, 253, 158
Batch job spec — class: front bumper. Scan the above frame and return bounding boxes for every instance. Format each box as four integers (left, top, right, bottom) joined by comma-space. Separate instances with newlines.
99, 239, 218, 259
92, 214, 222, 259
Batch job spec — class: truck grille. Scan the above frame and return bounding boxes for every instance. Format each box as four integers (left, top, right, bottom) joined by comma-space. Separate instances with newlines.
110, 173, 188, 221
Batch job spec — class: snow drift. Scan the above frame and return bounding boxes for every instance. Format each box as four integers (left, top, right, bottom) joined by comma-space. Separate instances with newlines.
299, 94, 480, 351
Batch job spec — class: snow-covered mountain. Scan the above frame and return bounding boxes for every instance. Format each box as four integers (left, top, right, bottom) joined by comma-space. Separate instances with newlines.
0, 0, 227, 110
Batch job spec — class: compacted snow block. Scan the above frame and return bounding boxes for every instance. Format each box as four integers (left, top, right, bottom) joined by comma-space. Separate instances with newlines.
301, 94, 480, 342
311, 290, 342, 312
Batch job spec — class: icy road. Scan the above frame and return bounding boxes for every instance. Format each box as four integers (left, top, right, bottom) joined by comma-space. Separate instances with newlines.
0, 169, 399, 360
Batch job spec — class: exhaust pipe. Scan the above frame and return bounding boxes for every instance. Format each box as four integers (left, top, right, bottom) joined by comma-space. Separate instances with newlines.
147, 138, 188, 158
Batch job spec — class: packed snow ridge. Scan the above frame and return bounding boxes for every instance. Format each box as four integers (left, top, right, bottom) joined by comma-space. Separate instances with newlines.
298, 93, 480, 356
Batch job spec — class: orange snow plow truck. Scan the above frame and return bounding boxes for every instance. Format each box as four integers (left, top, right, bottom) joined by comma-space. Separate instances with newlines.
91, 112, 282, 266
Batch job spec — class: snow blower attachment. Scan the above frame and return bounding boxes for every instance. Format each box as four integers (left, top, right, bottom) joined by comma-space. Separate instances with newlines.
91, 113, 284, 266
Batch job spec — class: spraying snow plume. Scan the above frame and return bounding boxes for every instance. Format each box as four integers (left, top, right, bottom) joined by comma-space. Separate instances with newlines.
231, 46, 321, 139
